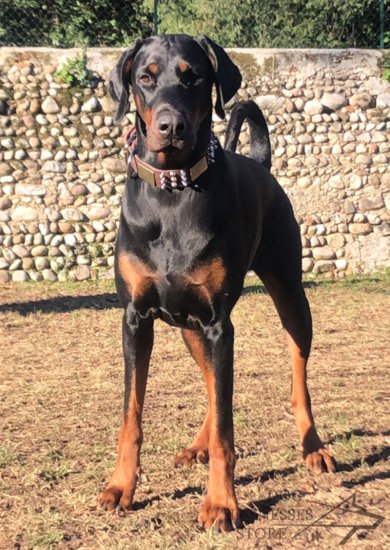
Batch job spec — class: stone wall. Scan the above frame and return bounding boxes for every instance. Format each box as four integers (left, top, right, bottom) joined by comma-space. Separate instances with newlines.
0, 47, 389, 283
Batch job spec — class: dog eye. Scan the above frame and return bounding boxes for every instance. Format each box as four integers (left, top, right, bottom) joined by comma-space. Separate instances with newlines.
182, 72, 203, 87
139, 74, 154, 86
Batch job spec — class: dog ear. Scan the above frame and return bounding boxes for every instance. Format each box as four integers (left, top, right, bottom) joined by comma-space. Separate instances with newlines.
196, 36, 242, 119
109, 39, 144, 124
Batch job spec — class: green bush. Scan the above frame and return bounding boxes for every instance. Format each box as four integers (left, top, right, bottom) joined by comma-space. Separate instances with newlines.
156, 0, 388, 48
383, 52, 390, 81
0, 0, 388, 49
55, 53, 90, 87
0, 0, 152, 47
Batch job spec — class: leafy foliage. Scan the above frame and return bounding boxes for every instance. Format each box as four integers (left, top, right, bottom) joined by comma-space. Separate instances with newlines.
0, 0, 388, 48
55, 53, 90, 86
157, 0, 388, 48
0, 0, 152, 47
383, 52, 390, 81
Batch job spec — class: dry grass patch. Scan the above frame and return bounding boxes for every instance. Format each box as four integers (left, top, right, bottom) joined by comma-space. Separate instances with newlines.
0, 273, 389, 549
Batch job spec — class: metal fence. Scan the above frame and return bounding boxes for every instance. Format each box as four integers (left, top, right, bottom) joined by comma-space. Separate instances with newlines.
0, 0, 388, 49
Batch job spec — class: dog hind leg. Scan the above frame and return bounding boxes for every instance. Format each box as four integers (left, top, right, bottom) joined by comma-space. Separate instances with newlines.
258, 272, 335, 473
252, 189, 335, 473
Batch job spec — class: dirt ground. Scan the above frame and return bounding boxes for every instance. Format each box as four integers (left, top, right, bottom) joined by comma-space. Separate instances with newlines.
0, 274, 389, 550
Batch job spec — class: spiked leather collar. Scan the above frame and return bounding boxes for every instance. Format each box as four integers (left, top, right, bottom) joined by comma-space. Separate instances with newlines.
125, 127, 219, 190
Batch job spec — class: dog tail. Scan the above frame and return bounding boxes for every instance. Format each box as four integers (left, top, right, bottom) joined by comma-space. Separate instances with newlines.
224, 100, 271, 171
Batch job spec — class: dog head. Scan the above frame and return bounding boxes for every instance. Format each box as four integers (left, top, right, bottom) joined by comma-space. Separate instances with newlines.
109, 35, 241, 166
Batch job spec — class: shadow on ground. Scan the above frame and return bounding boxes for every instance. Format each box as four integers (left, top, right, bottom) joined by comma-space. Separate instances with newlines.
128, 435, 389, 525
0, 293, 120, 315
1, 274, 387, 315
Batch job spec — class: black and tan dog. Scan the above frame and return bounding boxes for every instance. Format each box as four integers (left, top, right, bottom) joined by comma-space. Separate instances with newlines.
99, 34, 335, 531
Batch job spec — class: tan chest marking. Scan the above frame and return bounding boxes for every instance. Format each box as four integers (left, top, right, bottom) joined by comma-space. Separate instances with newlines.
118, 252, 157, 300
119, 253, 226, 304
186, 257, 226, 301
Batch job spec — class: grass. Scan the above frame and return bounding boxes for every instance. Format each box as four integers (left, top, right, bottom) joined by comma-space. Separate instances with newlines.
0, 445, 15, 468
0, 274, 389, 549
32, 531, 64, 550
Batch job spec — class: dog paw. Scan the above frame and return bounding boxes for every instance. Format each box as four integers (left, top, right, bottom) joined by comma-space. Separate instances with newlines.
305, 448, 336, 474
198, 497, 240, 532
98, 484, 135, 511
175, 447, 209, 468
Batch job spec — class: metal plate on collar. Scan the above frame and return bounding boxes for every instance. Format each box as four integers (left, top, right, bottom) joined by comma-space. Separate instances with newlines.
137, 162, 156, 186
190, 156, 208, 181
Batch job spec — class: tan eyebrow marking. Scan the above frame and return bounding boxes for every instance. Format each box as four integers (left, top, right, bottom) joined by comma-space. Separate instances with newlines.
178, 61, 190, 73
148, 63, 159, 74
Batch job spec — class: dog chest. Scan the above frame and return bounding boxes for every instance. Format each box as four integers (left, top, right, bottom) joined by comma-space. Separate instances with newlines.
117, 251, 226, 328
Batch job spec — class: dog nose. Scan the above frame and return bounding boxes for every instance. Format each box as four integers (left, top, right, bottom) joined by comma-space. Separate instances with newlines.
157, 112, 186, 138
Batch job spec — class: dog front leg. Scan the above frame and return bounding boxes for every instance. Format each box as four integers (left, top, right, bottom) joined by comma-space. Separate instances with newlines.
99, 308, 154, 511
175, 328, 211, 467
197, 319, 239, 532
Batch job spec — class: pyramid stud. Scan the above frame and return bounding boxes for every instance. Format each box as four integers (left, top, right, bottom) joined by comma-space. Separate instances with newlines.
181, 170, 189, 187
160, 173, 170, 189
169, 171, 178, 188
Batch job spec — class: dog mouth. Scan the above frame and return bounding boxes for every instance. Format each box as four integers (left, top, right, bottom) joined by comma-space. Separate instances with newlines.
146, 139, 196, 170
150, 139, 191, 153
